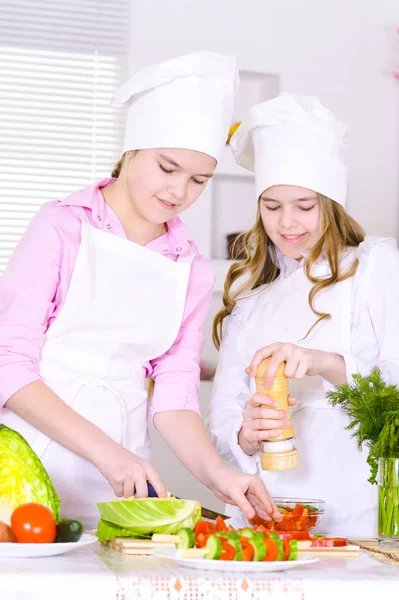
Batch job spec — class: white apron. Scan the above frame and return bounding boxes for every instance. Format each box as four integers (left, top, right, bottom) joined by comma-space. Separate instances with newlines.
234, 252, 377, 537
1, 208, 194, 529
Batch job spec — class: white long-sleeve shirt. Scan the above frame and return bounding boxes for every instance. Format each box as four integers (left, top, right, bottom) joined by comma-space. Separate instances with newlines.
207, 236, 399, 475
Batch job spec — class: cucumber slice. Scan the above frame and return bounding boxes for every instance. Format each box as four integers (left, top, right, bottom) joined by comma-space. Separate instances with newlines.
177, 527, 195, 549
229, 537, 243, 561
248, 532, 266, 561
204, 534, 222, 560
302, 504, 318, 512
288, 539, 298, 561
216, 533, 242, 560
268, 532, 284, 561
239, 528, 256, 539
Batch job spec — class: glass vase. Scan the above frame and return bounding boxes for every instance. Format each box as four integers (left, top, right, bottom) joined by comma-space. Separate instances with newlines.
378, 457, 399, 546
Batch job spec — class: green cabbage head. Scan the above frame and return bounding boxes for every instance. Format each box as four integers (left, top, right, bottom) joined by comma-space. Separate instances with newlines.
97, 497, 201, 541
0, 425, 60, 524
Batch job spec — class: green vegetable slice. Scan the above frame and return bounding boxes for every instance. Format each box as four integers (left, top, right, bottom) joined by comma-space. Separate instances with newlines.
268, 532, 284, 561
204, 534, 222, 560
288, 539, 298, 560
239, 528, 256, 539
177, 527, 195, 549
248, 532, 267, 561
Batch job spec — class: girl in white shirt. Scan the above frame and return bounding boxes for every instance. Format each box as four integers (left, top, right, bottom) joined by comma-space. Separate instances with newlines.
207, 93, 399, 537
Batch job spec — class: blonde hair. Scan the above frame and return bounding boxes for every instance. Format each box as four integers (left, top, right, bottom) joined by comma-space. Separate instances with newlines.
212, 194, 365, 349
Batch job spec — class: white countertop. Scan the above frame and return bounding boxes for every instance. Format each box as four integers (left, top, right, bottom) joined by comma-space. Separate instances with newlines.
0, 542, 398, 600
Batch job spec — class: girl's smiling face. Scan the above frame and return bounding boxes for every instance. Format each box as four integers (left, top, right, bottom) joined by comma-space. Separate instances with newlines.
124, 148, 216, 225
260, 185, 322, 260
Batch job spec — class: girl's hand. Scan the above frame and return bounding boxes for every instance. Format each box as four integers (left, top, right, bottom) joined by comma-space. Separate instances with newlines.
95, 442, 168, 499
245, 342, 334, 389
238, 392, 296, 455
210, 465, 282, 522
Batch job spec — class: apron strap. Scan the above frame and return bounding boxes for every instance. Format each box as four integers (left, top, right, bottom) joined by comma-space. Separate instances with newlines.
70, 206, 91, 225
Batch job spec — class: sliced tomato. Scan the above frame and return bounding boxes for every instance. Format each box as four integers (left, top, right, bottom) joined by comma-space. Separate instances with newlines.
195, 521, 209, 537
292, 504, 304, 519
196, 533, 206, 548
278, 531, 311, 541
215, 516, 228, 532
220, 539, 236, 561
310, 537, 347, 547
262, 538, 279, 561
282, 540, 291, 561
240, 537, 254, 561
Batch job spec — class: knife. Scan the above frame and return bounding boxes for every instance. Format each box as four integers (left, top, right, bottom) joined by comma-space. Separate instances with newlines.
147, 483, 230, 520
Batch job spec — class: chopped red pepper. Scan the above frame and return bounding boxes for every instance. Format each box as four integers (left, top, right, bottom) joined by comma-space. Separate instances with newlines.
215, 516, 228, 532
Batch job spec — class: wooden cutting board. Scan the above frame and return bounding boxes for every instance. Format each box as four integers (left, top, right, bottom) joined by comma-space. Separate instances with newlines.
297, 541, 360, 558
104, 537, 175, 555
105, 537, 360, 558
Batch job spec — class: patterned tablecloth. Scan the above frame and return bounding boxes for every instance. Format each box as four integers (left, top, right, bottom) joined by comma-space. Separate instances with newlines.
0, 543, 399, 600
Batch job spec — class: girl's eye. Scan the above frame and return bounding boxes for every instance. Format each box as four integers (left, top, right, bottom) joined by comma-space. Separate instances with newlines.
265, 206, 280, 212
159, 164, 173, 174
193, 178, 206, 185
299, 205, 316, 212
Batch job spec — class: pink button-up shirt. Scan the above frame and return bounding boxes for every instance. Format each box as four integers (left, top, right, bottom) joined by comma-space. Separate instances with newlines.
0, 179, 214, 419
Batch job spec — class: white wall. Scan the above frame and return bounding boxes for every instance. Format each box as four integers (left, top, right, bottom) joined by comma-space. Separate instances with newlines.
129, 0, 399, 511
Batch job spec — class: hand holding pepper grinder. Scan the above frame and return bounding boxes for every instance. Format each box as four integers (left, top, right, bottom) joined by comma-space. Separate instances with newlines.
255, 358, 298, 471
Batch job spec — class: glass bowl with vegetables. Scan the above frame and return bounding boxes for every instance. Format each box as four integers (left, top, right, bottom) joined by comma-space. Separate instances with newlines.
249, 498, 325, 534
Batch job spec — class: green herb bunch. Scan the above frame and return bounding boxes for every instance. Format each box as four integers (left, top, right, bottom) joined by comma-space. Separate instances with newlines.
327, 367, 399, 484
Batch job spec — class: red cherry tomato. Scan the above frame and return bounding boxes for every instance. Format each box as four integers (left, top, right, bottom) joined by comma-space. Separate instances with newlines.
11, 503, 56, 544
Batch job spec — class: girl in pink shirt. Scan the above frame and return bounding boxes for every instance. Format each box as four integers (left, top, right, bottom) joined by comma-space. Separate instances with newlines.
0, 51, 279, 528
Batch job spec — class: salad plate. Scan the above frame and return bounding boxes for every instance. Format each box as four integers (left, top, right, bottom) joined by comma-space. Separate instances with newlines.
0, 533, 97, 559
152, 546, 319, 572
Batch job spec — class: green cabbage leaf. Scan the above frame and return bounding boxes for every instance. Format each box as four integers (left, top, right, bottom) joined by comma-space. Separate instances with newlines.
96, 497, 201, 541
0, 425, 61, 524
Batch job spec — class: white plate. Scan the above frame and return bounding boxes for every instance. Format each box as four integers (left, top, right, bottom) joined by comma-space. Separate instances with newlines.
152, 547, 319, 572
0, 533, 97, 558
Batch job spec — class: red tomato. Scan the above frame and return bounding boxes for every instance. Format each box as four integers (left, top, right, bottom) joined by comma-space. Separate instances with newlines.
11, 503, 56, 544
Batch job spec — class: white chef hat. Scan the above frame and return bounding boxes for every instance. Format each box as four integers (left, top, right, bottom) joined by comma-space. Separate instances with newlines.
230, 92, 348, 206
112, 51, 239, 162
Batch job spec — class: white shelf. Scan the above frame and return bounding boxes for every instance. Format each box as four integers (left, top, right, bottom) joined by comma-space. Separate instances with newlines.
215, 146, 254, 178
212, 258, 234, 293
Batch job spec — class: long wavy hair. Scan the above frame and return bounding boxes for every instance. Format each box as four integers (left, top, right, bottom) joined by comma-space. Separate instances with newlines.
212, 194, 366, 349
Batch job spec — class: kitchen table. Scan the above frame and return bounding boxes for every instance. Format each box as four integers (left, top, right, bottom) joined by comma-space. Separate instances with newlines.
0, 541, 398, 600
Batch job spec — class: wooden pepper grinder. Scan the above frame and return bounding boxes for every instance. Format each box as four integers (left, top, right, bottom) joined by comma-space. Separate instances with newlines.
256, 358, 298, 471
